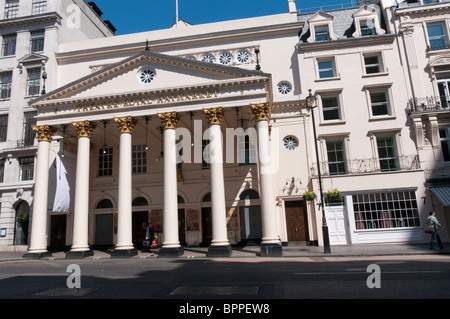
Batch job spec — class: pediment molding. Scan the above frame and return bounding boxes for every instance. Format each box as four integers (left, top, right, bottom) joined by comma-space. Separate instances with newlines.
32, 50, 270, 104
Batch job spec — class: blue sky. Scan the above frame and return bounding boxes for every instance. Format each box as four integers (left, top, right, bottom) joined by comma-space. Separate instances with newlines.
93, 0, 360, 35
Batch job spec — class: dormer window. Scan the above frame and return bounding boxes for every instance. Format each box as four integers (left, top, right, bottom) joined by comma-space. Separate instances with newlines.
360, 19, 377, 36
352, 5, 385, 38
315, 25, 330, 42
306, 11, 338, 43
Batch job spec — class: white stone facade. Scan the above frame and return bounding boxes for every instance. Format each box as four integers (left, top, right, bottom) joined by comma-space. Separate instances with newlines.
4, 0, 450, 256
0, 0, 115, 248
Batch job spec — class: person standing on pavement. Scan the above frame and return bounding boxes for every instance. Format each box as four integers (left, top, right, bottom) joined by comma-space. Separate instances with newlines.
428, 211, 446, 251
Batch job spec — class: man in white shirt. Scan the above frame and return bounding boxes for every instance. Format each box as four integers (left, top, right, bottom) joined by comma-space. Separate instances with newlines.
427, 211, 446, 250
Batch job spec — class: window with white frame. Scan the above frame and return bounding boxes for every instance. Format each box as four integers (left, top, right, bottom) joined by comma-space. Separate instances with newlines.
5, 0, 19, 19
0, 114, 8, 142
238, 134, 257, 165
317, 58, 335, 79
19, 156, 34, 181
98, 147, 113, 177
132, 144, 147, 174
32, 0, 46, 15
0, 159, 5, 183
23, 111, 36, 147
0, 72, 12, 99
314, 24, 330, 41
26, 68, 41, 96
202, 139, 210, 168
352, 191, 420, 230
376, 136, 398, 171
363, 53, 383, 74
437, 76, 450, 108
2, 34, 16, 56
326, 140, 347, 175
439, 127, 450, 162
427, 22, 449, 51
369, 89, 390, 116
321, 95, 341, 121
30, 30, 45, 52
360, 18, 377, 36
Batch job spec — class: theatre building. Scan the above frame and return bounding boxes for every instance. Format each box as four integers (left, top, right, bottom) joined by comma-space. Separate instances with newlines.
21, 0, 449, 258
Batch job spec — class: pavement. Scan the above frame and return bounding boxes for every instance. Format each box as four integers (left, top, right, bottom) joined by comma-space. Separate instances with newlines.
0, 242, 449, 261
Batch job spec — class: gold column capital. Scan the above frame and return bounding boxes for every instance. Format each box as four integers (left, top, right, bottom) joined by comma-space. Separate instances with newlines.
32, 125, 57, 142
114, 116, 138, 134
73, 121, 96, 138
158, 111, 180, 130
251, 102, 271, 122
203, 107, 224, 125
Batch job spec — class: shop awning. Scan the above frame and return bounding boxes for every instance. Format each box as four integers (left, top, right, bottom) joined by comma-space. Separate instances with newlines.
430, 187, 450, 207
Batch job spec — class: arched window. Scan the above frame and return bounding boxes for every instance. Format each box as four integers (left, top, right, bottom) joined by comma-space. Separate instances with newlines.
240, 189, 259, 200
132, 197, 148, 206
202, 193, 211, 202
96, 199, 113, 209
178, 195, 185, 204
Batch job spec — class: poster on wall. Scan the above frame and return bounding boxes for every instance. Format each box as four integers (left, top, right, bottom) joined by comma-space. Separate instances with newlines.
186, 208, 200, 231
113, 212, 118, 234
149, 210, 163, 232
226, 207, 238, 230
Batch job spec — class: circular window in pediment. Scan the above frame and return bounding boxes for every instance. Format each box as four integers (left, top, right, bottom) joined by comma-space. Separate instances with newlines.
137, 67, 156, 84
218, 52, 233, 65
236, 50, 251, 64
201, 53, 215, 63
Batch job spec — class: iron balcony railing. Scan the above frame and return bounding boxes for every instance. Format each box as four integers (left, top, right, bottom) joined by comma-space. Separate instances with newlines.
406, 96, 450, 114
310, 155, 421, 178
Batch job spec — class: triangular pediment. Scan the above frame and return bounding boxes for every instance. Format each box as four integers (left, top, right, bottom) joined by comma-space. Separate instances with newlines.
307, 11, 334, 23
18, 52, 48, 65
352, 4, 380, 18
32, 50, 271, 105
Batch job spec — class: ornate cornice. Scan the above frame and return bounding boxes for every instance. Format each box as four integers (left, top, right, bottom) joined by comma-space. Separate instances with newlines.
114, 116, 138, 134
203, 107, 224, 125
158, 112, 180, 130
32, 125, 57, 142
73, 121, 96, 138
251, 102, 271, 122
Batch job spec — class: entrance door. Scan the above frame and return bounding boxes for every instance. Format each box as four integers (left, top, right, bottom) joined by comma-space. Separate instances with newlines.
50, 215, 67, 251
325, 205, 348, 245
285, 201, 308, 243
132, 211, 147, 248
95, 214, 113, 246
201, 207, 212, 246
239, 206, 262, 245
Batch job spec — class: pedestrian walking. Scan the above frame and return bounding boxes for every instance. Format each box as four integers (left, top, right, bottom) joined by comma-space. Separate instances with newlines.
143, 223, 153, 252
427, 211, 446, 251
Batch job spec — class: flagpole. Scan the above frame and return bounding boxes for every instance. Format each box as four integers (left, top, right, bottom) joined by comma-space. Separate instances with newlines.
176, 0, 179, 27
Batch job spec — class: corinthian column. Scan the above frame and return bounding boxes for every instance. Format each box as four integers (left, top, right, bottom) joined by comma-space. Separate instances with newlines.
66, 121, 96, 259
112, 116, 138, 257
203, 107, 231, 257
251, 103, 282, 257
158, 111, 183, 257
24, 125, 57, 259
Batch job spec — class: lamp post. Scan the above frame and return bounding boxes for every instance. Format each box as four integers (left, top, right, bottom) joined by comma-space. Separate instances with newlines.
306, 89, 331, 254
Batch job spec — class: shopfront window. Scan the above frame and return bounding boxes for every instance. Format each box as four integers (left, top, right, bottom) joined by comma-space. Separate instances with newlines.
352, 191, 420, 230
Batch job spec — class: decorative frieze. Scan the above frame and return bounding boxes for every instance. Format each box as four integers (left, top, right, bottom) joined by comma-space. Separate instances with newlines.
114, 116, 138, 134
251, 102, 271, 122
72, 121, 96, 138
32, 125, 57, 142
203, 107, 224, 125
158, 112, 180, 130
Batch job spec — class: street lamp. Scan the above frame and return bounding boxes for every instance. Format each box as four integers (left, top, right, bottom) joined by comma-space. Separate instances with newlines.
306, 89, 331, 254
